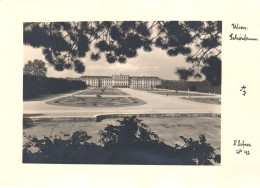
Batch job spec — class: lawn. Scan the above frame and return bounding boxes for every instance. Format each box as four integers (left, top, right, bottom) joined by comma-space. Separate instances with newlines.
149, 90, 213, 96
46, 96, 146, 107
77, 88, 129, 95
23, 115, 221, 164
23, 116, 220, 149
181, 97, 221, 105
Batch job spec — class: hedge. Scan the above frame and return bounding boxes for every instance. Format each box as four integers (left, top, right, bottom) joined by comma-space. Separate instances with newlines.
157, 80, 221, 94
23, 75, 87, 99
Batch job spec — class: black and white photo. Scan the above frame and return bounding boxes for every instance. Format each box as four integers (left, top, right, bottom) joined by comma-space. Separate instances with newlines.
23, 21, 221, 165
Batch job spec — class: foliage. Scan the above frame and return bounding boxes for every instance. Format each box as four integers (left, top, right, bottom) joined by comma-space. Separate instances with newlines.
23, 75, 87, 99
174, 135, 220, 165
201, 56, 221, 86
99, 116, 159, 147
158, 80, 221, 94
23, 116, 220, 165
23, 130, 101, 163
23, 59, 47, 77
175, 68, 194, 81
24, 21, 221, 85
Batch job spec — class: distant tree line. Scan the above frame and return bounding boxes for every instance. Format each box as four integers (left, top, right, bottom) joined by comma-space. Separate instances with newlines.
157, 80, 221, 94
23, 75, 87, 99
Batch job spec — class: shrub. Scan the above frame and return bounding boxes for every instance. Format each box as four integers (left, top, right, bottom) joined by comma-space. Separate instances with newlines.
23, 130, 99, 163
23, 116, 221, 165
174, 135, 221, 165
99, 116, 159, 147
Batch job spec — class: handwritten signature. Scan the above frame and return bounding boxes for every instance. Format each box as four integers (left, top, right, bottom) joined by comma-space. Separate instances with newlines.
233, 140, 251, 155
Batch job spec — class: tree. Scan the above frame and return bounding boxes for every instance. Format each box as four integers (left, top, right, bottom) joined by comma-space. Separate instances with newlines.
23, 59, 47, 77
23, 21, 221, 85
155, 21, 221, 86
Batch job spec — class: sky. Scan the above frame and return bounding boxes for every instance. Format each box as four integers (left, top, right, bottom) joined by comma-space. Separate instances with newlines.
23, 45, 192, 80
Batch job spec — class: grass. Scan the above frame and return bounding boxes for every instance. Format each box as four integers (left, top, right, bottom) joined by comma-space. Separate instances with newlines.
24, 88, 128, 102
23, 116, 221, 150
77, 88, 129, 95
181, 97, 221, 105
23, 115, 221, 165
46, 96, 146, 107
149, 90, 213, 96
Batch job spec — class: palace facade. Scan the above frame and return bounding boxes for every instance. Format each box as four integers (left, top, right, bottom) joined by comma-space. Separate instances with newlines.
80, 74, 161, 89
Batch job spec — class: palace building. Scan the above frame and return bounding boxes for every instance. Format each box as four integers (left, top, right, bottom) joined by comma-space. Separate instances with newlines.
80, 74, 161, 89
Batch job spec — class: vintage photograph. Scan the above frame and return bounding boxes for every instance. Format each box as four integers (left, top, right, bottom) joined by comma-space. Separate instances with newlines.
23, 21, 221, 165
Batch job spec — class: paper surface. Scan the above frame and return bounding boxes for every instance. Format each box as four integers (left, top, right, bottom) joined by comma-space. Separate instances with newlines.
0, 0, 260, 187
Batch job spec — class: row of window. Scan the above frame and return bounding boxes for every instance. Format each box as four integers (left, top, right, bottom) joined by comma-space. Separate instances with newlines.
84, 80, 160, 83
87, 83, 160, 86
83, 78, 160, 81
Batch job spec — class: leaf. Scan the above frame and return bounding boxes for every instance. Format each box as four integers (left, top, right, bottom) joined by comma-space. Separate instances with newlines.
90, 52, 101, 61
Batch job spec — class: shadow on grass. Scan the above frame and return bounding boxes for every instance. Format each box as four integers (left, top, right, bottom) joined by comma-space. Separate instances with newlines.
181, 97, 221, 105
23, 116, 220, 165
